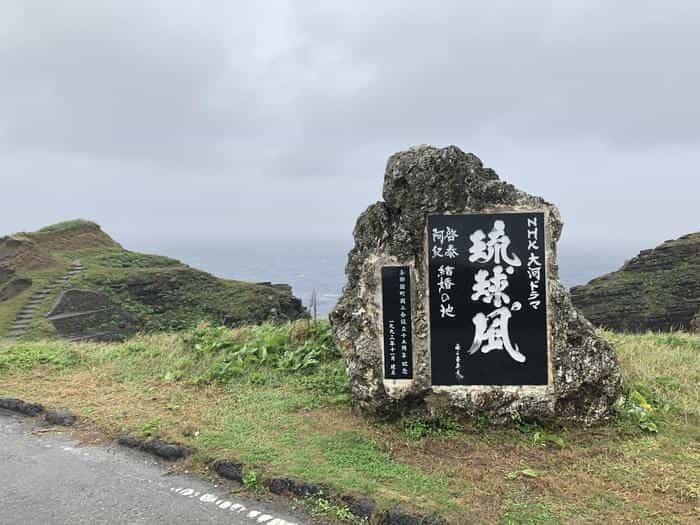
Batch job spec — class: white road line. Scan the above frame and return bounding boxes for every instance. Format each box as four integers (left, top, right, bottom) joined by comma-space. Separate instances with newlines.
170, 486, 297, 525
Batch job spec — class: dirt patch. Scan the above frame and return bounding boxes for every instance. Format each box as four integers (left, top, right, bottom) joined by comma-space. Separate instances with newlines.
0, 369, 221, 444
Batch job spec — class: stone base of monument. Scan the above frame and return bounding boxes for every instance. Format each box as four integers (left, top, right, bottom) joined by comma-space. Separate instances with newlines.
331, 145, 622, 426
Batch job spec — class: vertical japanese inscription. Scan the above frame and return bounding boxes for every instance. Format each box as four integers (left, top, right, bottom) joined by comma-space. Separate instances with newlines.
381, 266, 413, 380
428, 212, 548, 386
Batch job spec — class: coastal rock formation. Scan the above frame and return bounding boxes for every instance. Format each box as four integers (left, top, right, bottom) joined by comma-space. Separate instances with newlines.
0, 220, 307, 339
571, 233, 700, 332
331, 145, 622, 425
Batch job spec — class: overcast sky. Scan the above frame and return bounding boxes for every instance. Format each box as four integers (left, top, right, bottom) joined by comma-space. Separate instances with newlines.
2, 1, 699, 249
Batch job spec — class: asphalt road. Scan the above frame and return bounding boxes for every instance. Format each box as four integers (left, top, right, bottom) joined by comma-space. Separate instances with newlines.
0, 409, 308, 525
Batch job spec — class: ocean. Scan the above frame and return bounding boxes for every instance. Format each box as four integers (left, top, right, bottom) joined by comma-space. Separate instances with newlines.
124, 238, 644, 318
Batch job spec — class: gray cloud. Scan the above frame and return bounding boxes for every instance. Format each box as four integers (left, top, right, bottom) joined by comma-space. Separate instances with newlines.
1, 1, 698, 247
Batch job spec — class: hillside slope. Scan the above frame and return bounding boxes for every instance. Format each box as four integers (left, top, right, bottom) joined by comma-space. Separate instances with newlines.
0, 220, 307, 340
571, 232, 700, 332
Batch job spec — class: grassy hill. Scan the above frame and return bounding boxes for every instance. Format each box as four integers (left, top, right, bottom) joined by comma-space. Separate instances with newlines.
0, 220, 307, 339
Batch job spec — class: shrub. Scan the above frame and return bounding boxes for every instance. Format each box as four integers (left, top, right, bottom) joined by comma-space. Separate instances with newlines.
181, 321, 340, 383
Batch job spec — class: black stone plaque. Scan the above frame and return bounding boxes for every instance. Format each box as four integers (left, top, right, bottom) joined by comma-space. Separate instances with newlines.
381, 266, 413, 379
427, 212, 548, 386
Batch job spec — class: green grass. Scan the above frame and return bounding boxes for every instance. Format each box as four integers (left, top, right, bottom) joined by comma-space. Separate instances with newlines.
0, 325, 698, 524
37, 219, 98, 234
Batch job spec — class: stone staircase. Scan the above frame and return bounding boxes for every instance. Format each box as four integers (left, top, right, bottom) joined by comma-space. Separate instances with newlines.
4, 260, 85, 341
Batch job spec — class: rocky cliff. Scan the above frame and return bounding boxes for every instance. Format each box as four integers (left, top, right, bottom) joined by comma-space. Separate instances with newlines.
0, 220, 307, 340
570, 233, 700, 332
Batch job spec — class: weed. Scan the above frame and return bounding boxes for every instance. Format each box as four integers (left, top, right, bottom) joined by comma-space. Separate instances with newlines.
401, 414, 461, 441
505, 468, 539, 480
301, 494, 367, 524
616, 381, 672, 433
182, 321, 339, 383
499, 500, 559, 525
141, 418, 160, 437
531, 431, 565, 448
0, 342, 82, 371
242, 470, 259, 489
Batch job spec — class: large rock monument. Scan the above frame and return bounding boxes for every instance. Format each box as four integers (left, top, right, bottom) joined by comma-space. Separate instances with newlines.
331, 145, 622, 425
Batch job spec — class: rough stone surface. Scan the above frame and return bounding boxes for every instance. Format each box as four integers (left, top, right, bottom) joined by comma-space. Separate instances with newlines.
339, 495, 375, 519
691, 312, 700, 333
571, 232, 700, 332
0, 397, 44, 416
262, 477, 324, 498
211, 459, 244, 483
116, 435, 142, 449
331, 145, 622, 425
264, 478, 296, 496
139, 439, 190, 460
44, 409, 77, 427
46, 289, 141, 342
116, 435, 190, 460
0, 278, 32, 303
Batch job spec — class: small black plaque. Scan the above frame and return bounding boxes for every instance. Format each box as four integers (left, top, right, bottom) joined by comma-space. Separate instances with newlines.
428, 212, 548, 386
381, 266, 413, 379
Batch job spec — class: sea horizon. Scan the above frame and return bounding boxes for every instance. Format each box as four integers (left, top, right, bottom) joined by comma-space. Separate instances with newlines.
122, 237, 651, 317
